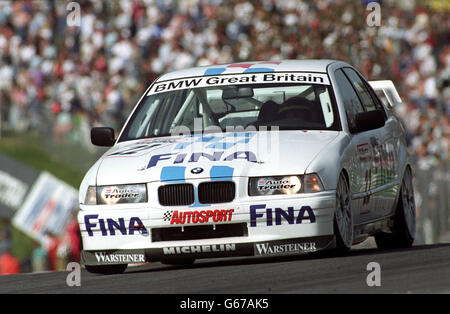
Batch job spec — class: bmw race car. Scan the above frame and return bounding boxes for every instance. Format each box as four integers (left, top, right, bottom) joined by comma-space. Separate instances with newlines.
78, 60, 416, 274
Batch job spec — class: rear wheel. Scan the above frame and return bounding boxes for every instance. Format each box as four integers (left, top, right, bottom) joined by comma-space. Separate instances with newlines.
85, 264, 128, 275
375, 167, 415, 249
333, 172, 354, 254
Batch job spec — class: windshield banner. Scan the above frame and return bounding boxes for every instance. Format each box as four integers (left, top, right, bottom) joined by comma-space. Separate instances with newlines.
148, 72, 330, 95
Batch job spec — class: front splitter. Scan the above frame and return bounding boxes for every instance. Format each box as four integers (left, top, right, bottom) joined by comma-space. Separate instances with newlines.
82, 235, 335, 266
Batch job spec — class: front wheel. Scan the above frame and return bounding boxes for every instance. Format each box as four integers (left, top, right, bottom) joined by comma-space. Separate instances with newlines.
375, 167, 416, 249
333, 172, 354, 255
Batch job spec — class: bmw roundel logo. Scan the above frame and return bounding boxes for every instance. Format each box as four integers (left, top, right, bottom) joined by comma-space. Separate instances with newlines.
191, 167, 204, 174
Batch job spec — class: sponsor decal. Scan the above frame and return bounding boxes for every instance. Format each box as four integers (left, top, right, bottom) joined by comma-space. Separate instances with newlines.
249, 204, 316, 227
163, 244, 236, 255
105, 138, 182, 158
147, 151, 257, 169
107, 142, 164, 157
173, 133, 255, 150
256, 179, 297, 191
94, 252, 145, 263
97, 184, 147, 205
145, 133, 257, 170
163, 209, 234, 225
148, 72, 330, 95
254, 241, 317, 256
103, 188, 139, 199
84, 215, 148, 237
357, 143, 371, 162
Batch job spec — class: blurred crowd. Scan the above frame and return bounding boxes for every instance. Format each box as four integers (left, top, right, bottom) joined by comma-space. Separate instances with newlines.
0, 0, 448, 154
0, 0, 448, 269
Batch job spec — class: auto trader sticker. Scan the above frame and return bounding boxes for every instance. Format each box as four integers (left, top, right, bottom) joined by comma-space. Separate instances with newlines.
148, 72, 330, 95
257, 179, 297, 191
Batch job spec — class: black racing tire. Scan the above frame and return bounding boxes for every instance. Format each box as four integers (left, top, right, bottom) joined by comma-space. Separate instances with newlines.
332, 172, 354, 255
375, 167, 416, 249
85, 264, 128, 275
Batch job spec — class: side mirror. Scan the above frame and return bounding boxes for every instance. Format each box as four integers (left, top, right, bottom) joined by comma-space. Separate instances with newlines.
354, 109, 385, 133
91, 127, 115, 147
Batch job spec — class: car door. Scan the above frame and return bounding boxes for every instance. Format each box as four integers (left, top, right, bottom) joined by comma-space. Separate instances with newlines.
333, 69, 375, 225
342, 68, 397, 219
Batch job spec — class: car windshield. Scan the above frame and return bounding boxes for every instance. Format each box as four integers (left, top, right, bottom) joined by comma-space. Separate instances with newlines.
119, 75, 339, 142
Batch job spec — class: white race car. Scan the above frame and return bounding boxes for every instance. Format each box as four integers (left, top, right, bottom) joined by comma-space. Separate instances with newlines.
78, 60, 416, 274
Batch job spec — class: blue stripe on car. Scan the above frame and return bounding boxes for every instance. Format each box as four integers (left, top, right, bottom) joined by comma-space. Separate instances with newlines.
160, 166, 186, 182
209, 165, 234, 181
243, 68, 275, 73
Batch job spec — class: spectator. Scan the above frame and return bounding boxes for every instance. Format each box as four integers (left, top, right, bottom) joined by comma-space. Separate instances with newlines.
66, 212, 81, 263
0, 235, 20, 275
31, 242, 48, 273
45, 231, 60, 271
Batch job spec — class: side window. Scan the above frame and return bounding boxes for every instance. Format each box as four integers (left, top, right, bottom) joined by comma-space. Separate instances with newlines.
342, 68, 377, 112
334, 69, 364, 131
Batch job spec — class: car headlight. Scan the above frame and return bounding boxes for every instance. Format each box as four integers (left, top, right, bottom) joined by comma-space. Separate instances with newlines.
248, 174, 324, 196
84, 186, 97, 205
84, 184, 148, 205
303, 174, 324, 193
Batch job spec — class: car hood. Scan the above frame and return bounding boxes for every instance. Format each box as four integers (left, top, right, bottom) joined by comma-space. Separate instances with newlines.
95, 131, 340, 185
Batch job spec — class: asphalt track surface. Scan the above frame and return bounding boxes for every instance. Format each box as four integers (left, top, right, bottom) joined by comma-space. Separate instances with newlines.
0, 243, 449, 294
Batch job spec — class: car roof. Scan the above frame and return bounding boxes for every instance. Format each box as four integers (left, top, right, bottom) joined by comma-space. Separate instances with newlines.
156, 59, 340, 81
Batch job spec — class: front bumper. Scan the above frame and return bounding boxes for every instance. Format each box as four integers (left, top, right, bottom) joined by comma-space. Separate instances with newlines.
78, 191, 336, 265
82, 235, 335, 266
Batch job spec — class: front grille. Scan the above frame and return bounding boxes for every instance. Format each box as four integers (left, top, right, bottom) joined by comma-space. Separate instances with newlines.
158, 184, 194, 206
158, 181, 235, 206
152, 223, 248, 242
198, 181, 235, 204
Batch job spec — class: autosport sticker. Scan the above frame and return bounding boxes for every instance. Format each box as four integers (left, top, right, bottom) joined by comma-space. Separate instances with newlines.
163, 209, 234, 225
148, 72, 330, 95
